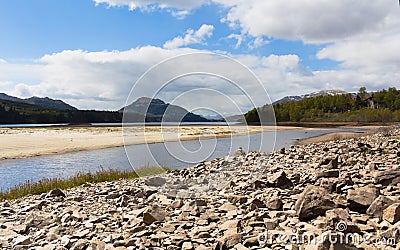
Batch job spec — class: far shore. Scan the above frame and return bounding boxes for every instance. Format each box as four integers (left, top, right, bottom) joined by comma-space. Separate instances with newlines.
296, 125, 381, 145
0, 125, 321, 160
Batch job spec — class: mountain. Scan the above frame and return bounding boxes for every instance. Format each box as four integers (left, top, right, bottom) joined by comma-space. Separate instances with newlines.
120, 97, 209, 122
0, 93, 77, 110
273, 89, 348, 105
0, 98, 121, 124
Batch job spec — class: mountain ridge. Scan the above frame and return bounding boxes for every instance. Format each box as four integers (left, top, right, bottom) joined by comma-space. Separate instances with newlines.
0, 93, 77, 110
273, 89, 348, 105
120, 97, 209, 122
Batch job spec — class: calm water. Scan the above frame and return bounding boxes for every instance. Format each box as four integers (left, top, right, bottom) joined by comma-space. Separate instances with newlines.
0, 128, 362, 191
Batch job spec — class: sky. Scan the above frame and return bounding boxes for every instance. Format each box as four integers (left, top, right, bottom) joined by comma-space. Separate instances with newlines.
0, 0, 399, 115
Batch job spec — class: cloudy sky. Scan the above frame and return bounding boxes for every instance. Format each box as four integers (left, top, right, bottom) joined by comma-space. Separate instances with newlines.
0, 0, 399, 115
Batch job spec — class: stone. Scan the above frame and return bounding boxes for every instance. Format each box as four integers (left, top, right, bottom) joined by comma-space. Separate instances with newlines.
347, 185, 379, 213
73, 229, 90, 238
383, 203, 400, 224
181, 241, 193, 250
216, 233, 242, 249
71, 239, 89, 250
234, 147, 246, 157
316, 169, 339, 179
2, 127, 400, 249
234, 243, 249, 250
320, 158, 338, 169
295, 185, 336, 221
171, 199, 184, 209
243, 236, 259, 247
305, 231, 358, 250
266, 196, 283, 210
13, 236, 32, 246
143, 205, 166, 225
219, 219, 240, 232
89, 239, 106, 250
268, 171, 293, 189
366, 196, 395, 219
373, 169, 400, 186
46, 188, 66, 198
380, 221, 400, 242
144, 176, 166, 187
248, 198, 266, 210
325, 208, 350, 229
219, 202, 237, 212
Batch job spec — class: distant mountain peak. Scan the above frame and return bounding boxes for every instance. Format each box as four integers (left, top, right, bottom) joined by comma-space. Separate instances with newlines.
273, 89, 348, 104
134, 97, 165, 105
121, 97, 209, 122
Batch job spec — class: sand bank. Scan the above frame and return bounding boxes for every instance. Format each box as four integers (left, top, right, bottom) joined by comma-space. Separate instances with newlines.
0, 125, 309, 160
296, 126, 380, 145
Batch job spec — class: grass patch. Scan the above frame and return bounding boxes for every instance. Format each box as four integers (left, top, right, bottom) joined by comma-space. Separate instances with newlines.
0, 166, 171, 201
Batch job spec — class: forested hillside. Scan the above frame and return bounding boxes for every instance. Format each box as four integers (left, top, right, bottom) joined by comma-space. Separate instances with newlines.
0, 100, 122, 124
245, 87, 400, 123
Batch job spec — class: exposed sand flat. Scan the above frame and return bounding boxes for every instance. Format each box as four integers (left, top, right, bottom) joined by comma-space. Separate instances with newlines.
295, 126, 380, 145
0, 125, 309, 160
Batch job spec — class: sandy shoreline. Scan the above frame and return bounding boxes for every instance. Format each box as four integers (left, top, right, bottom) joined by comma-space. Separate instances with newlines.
0, 125, 313, 160
295, 125, 380, 145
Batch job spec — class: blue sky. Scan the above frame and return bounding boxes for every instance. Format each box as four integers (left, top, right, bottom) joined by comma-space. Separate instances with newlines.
0, 1, 334, 69
0, 0, 399, 114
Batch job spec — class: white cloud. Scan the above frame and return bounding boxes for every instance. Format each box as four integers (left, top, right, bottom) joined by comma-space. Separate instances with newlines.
226, 34, 243, 49
1, 46, 399, 113
248, 37, 269, 50
317, 33, 400, 71
93, 0, 208, 13
215, 0, 394, 43
0, 81, 12, 88
163, 24, 214, 49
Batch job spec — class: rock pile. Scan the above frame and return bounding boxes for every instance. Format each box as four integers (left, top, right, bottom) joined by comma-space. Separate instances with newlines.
1, 126, 400, 249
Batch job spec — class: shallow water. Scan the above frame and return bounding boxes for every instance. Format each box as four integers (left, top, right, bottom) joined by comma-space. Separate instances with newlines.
0, 128, 362, 191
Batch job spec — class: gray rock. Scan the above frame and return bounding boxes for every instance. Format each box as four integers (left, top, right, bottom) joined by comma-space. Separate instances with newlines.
144, 176, 166, 187
295, 185, 336, 221
373, 169, 400, 186
268, 171, 293, 189
366, 195, 395, 219
46, 188, 66, 198
316, 169, 339, 179
347, 185, 379, 213
143, 205, 166, 225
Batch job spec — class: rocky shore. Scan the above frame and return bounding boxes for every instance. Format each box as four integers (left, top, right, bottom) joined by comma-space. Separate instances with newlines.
1, 126, 400, 249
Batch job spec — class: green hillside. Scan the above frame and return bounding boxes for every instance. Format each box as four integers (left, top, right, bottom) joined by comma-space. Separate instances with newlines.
0, 99, 122, 124
245, 87, 400, 124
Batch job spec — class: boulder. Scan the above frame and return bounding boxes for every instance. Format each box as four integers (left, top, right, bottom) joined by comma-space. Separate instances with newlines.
216, 233, 242, 250
295, 185, 336, 221
316, 169, 339, 179
144, 176, 166, 187
143, 205, 166, 225
347, 185, 379, 213
380, 221, 400, 243
373, 170, 400, 186
383, 203, 400, 224
266, 196, 283, 210
46, 188, 66, 198
366, 196, 395, 219
268, 171, 293, 189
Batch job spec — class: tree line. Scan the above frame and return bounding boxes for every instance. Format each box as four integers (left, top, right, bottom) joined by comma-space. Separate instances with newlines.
245, 87, 400, 123
0, 100, 122, 124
